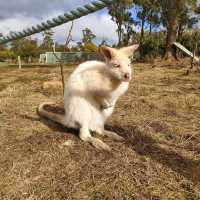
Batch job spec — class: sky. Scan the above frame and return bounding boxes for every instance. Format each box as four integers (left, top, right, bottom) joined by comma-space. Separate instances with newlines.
0, 0, 136, 46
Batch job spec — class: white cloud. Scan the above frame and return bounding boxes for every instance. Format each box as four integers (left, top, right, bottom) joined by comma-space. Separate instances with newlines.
0, 6, 140, 46
0, 14, 39, 35
0, 0, 93, 19
53, 11, 118, 45
0, 11, 119, 45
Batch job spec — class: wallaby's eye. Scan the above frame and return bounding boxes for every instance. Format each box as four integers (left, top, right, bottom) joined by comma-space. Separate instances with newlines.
114, 64, 120, 68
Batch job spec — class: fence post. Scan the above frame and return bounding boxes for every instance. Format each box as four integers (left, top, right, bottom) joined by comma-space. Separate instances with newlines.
18, 56, 22, 69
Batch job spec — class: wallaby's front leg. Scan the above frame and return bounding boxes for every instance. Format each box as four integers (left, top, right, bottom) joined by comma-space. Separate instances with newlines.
79, 123, 111, 151
100, 99, 114, 110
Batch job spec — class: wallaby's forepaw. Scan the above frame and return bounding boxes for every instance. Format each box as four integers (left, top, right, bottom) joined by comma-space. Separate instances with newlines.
104, 130, 125, 141
101, 99, 114, 110
90, 137, 111, 151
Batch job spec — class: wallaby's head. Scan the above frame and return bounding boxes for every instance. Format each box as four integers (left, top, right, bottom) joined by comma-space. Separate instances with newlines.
100, 44, 139, 82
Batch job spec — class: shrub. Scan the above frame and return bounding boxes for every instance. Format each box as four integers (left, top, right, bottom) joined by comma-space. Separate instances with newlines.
83, 43, 98, 53
0, 50, 15, 60
179, 31, 200, 56
139, 33, 165, 60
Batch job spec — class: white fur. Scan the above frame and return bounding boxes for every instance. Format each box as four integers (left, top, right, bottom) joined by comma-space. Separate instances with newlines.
64, 61, 128, 134
38, 44, 139, 150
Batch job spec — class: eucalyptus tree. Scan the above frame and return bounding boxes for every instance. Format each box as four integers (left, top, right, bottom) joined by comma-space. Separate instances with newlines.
135, 0, 160, 42
108, 0, 134, 46
41, 29, 54, 51
159, 0, 199, 59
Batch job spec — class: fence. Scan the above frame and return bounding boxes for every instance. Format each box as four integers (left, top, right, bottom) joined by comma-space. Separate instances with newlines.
39, 52, 100, 64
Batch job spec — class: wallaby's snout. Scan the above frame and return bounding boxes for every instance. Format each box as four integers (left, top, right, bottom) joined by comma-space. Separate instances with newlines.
123, 72, 131, 81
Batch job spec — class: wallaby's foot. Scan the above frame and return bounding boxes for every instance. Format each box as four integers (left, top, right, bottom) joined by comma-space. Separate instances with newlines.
79, 125, 111, 151
90, 137, 111, 151
103, 130, 125, 141
94, 128, 124, 142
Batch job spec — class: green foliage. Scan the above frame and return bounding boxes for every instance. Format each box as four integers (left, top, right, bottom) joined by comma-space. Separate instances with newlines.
139, 33, 165, 59
0, 50, 15, 60
135, 0, 161, 40
108, 0, 134, 46
159, 0, 198, 28
0, 44, 6, 51
82, 43, 98, 53
177, 6, 198, 40
78, 28, 97, 52
179, 31, 200, 54
156, 0, 199, 58
40, 29, 54, 51
10, 38, 39, 59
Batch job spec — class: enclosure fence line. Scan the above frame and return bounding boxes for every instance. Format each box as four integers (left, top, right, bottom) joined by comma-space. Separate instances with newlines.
0, 0, 116, 44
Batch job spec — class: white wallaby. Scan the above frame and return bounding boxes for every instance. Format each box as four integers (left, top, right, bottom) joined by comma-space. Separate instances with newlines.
38, 44, 139, 151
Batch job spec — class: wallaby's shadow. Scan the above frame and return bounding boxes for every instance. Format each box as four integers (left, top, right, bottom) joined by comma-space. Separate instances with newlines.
39, 116, 79, 137
37, 104, 79, 136
19, 111, 78, 136
106, 124, 200, 184
22, 106, 199, 183
19, 106, 78, 137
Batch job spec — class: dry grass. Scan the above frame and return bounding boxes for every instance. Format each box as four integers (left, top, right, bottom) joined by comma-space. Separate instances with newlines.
0, 60, 200, 200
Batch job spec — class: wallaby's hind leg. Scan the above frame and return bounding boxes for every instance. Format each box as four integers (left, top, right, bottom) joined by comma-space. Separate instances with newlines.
94, 128, 124, 142
79, 124, 111, 151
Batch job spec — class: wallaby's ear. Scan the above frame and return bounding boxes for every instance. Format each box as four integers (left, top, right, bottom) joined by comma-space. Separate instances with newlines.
100, 45, 115, 60
120, 44, 139, 57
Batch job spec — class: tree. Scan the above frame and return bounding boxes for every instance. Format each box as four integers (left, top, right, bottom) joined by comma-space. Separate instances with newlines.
122, 12, 135, 45
0, 44, 6, 51
177, 7, 198, 41
159, 0, 199, 59
147, 2, 160, 35
40, 29, 54, 51
80, 28, 97, 52
82, 28, 96, 44
10, 37, 39, 61
0, 50, 15, 60
83, 43, 98, 52
108, 0, 134, 46
76, 42, 83, 51
0, 33, 6, 51
64, 21, 74, 52
135, 0, 160, 42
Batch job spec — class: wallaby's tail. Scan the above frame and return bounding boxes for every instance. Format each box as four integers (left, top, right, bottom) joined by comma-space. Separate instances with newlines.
37, 102, 66, 126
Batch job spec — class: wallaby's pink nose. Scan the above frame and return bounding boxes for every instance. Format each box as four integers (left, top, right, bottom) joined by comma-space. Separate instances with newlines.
124, 73, 130, 80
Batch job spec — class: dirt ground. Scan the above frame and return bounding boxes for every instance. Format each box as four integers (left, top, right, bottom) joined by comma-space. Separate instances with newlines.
0, 60, 200, 200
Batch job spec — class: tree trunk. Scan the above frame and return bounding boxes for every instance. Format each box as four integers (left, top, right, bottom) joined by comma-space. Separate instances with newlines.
149, 11, 152, 36
177, 24, 183, 42
163, 0, 180, 60
149, 23, 152, 36
117, 22, 123, 47
140, 11, 145, 43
